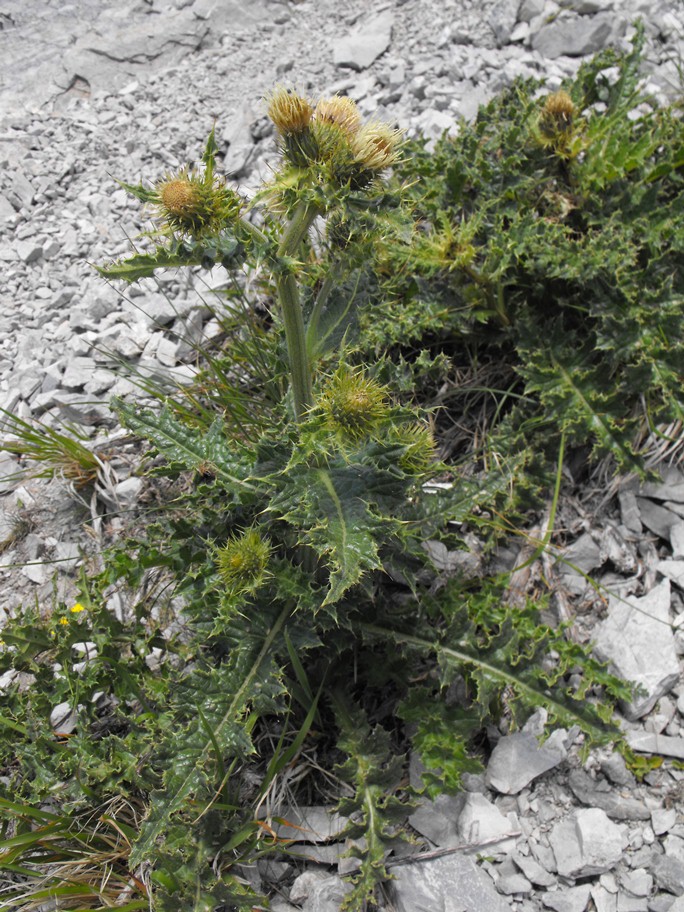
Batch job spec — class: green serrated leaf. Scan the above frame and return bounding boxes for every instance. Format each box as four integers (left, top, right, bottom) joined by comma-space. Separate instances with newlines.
114, 402, 259, 494
130, 604, 291, 869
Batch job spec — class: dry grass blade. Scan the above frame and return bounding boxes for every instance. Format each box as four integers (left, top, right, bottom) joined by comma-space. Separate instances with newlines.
0, 796, 148, 911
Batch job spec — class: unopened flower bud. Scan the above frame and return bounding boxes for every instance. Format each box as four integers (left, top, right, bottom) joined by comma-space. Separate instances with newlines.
319, 366, 389, 441
216, 529, 271, 596
154, 170, 241, 237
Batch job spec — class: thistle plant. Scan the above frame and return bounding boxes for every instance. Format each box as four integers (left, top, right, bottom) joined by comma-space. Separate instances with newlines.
0, 84, 634, 912
381, 24, 684, 471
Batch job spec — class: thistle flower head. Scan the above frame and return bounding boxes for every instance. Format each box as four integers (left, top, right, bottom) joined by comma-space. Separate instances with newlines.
351, 122, 403, 172
539, 90, 576, 137
215, 529, 271, 596
314, 95, 362, 138
267, 86, 314, 135
153, 168, 240, 237
318, 366, 390, 441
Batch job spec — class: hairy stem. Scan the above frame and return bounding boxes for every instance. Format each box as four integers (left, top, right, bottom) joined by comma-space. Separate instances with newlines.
276, 201, 323, 421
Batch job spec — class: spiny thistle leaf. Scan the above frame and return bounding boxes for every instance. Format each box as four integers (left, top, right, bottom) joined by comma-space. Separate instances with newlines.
130, 604, 291, 870
332, 693, 410, 910
362, 584, 630, 748
399, 687, 483, 797
268, 462, 385, 605
114, 402, 258, 494
97, 231, 243, 282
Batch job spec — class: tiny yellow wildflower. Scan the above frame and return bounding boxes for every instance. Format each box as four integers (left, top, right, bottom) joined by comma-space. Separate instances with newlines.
70, 603, 86, 614
59, 617, 69, 626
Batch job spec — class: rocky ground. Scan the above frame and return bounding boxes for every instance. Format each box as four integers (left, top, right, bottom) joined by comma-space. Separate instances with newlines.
1, 0, 684, 910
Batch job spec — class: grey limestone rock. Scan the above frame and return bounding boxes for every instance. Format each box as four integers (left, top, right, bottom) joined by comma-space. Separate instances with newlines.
671, 523, 684, 560
388, 853, 512, 912
488, 0, 520, 45
497, 872, 534, 894
289, 869, 351, 910
541, 884, 592, 912
637, 499, 681, 543
486, 730, 567, 795
513, 851, 557, 887
621, 868, 655, 897
593, 579, 679, 720
662, 897, 684, 912
658, 561, 684, 591
568, 768, 650, 821
408, 793, 463, 846
457, 792, 517, 851
591, 884, 618, 912
272, 807, 348, 844
518, 0, 546, 23
626, 731, 684, 761
640, 469, 684, 504
651, 808, 677, 836
333, 11, 394, 71
532, 12, 623, 58
652, 855, 684, 897
50, 701, 79, 734
550, 808, 624, 878
560, 0, 615, 11
601, 752, 637, 788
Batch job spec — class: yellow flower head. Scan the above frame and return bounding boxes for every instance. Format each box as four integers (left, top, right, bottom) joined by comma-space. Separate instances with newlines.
314, 96, 362, 138
59, 617, 69, 626
539, 90, 576, 137
153, 169, 240, 238
70, 602, 86, 614
351, 122, 403, 172
267, 86, 314, 135
159, 178, 200, 217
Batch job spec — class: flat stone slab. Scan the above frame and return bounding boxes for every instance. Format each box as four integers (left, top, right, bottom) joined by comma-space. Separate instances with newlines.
658, 560, 684, 590
531, 12, 620, 58
541, 884, 592, 912
592, 579, 679, 720
568, 769, 650, 821
457, 792, 517, 852
270, 807, 348, 844
550, 809, 624, 878
332, 11, 393, 70
486, 730, 567, 795
388, 853, 511, 912
626, 731, 684, 760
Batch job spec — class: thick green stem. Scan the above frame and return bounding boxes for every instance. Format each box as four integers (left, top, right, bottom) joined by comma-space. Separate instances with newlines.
276, 201, 322, 421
